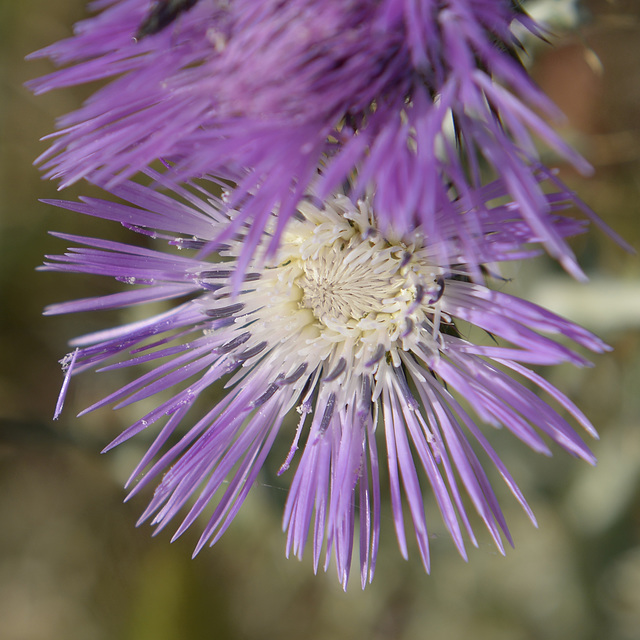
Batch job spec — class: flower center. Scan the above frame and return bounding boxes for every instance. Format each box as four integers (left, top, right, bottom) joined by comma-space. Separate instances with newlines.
297, 238, 408, 326
216, 194, 447, 378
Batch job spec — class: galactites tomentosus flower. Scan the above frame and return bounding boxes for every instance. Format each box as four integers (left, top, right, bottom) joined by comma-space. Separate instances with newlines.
43, 177, 607, 588
29, 0, 605, 278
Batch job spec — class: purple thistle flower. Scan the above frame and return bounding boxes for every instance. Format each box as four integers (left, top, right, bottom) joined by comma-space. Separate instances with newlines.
29, 0, 605, 277
42, 176, 607, 589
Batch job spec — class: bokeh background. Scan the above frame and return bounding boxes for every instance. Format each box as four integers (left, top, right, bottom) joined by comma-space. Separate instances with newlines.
1, 1, 639, 639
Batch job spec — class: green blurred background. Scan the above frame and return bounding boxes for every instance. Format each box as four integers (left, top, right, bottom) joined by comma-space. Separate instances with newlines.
1, 1, 639, 639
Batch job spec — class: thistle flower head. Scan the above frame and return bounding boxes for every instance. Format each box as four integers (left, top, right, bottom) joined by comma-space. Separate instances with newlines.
30, 0, 606, 277
43, 178, 607, 588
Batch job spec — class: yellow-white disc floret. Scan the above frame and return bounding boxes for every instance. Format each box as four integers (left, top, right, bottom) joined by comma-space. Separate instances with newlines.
210, 194, 449, 395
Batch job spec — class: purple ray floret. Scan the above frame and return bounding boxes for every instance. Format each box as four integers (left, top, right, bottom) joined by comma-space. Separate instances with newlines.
42, 176, 607, 588
30, 0, 599, 276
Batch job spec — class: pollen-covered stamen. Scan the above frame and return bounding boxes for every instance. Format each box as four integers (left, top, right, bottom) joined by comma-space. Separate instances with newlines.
429, 275, 446, 304
319, 393, 337, 434
364, 344, 385, 368
199, 269, 261, 282
233, 341, 267, 363
324, 357, 347, 382
279, 363, 308, 386
251, 381, 280, 408
204, 303, 245, 319
215, 332, 250, 354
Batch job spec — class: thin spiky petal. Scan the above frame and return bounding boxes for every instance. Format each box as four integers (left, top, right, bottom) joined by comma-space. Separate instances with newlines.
42, 179, 606, 587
